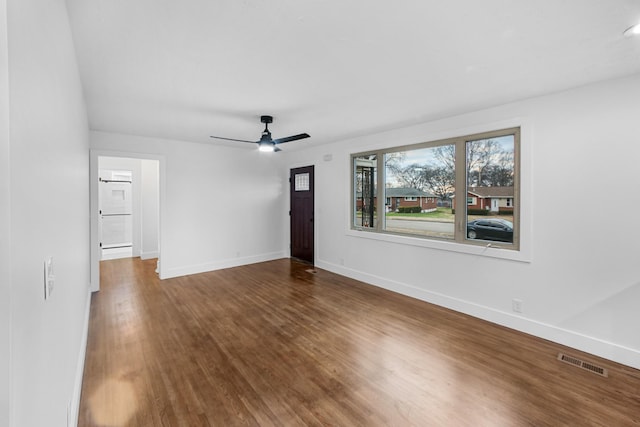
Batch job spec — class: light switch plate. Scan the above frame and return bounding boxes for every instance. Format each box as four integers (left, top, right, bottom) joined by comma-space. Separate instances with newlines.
44, 257, 54, 300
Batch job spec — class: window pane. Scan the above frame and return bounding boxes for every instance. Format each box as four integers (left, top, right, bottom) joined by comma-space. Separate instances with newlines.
294, 173, 310, 191
383, 145, 455, 240
354, 154, 377, 228
465, 135, 515, 244
350, 127, 519, 251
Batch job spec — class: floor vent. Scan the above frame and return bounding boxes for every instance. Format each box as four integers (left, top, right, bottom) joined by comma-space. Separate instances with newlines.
305, 269, 317, 274
557, 353, 608, 377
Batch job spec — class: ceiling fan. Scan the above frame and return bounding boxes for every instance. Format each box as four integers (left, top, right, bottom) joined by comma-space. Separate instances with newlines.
210, 115, 310, 152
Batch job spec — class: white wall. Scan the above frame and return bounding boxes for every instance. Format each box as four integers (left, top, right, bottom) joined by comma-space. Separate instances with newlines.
141, 159, 159, 259
7, 0, 91, 426
0, 1, 11, 425
91, 131, 287, 279
282, 73, 640, 369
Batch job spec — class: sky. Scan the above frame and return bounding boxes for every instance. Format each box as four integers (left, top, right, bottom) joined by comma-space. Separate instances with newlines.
389, 135, 514, 168
384, 135, 515, 187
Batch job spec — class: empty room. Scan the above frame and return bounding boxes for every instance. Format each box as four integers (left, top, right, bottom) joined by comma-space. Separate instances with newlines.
2, 0, 640, 426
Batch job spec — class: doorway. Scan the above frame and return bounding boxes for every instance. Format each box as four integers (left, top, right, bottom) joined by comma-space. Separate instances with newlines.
290, 166, 314, 264
90, 151, 163, 292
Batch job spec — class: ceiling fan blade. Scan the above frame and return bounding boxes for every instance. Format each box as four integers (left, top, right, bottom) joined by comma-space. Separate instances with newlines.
210, 135, 257, 144
273, 133, 310, 144
274, 146, 282, 152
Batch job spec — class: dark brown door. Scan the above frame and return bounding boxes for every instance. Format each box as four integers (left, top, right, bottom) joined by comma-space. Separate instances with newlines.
290, 166, 314, 264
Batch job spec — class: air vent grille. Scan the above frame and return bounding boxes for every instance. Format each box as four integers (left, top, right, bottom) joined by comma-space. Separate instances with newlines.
557, 353, 608, 377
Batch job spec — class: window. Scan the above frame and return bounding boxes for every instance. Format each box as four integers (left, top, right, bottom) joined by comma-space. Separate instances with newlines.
294, 173, 310, 191
353, 154, 377, 228
351, 127, 520, 250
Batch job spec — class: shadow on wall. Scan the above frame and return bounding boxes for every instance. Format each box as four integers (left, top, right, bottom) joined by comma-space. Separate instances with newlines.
558, 281, 640, 350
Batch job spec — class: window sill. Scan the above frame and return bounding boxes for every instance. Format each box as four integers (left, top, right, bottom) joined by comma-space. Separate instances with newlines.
346, 228, 531, 263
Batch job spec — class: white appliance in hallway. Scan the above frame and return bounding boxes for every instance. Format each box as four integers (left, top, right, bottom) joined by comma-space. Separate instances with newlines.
99, 170, 133, 260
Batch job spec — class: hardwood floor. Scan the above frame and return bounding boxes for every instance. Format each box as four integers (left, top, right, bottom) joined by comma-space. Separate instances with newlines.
79, 258, 640, 426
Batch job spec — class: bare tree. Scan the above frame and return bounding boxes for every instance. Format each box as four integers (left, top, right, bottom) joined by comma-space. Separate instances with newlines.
466, 139, 501, 186
480, 166, 513, 187
391, 163, 429, 190
482, 149, 514, 186
384, 152, 406, 175
423, 166, 454, 200
432, 145, 455, 171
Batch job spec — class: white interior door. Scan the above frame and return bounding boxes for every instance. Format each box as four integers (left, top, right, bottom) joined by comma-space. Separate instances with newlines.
99, 175, 133, 251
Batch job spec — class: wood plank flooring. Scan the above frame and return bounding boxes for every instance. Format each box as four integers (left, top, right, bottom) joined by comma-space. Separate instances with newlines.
78, 258, 640, 426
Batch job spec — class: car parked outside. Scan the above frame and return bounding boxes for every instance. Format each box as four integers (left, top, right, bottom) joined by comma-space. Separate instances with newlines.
467, 218, 513, 243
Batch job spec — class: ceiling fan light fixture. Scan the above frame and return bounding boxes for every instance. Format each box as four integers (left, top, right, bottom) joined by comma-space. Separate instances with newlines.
623, 22, 640, 37
258, 141, 275, 152
210, 114, 309, 153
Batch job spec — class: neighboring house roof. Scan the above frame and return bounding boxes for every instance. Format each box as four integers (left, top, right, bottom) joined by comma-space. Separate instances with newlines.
467, 186, 514, 198
385, 187, 436, 198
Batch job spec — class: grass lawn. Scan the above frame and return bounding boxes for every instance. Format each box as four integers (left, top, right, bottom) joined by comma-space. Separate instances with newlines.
386, 207, 454, 220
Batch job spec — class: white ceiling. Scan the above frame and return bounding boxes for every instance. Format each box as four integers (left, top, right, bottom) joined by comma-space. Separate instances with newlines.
65, 0, 640, 150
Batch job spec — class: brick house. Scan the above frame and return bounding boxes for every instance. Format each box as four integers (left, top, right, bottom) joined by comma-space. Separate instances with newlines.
452, 186, 514, 213
356, 188, 438, 213
385, 188, 438, 212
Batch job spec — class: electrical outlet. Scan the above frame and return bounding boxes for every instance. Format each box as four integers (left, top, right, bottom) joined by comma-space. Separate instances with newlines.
512, 298, 523, 313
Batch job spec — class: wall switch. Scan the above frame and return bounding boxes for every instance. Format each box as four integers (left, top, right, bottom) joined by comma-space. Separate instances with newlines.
512, 298, 523, 313
44, 257, 55, 300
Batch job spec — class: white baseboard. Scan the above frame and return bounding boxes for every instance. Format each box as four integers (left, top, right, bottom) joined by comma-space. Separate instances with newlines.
315, 259, 640, 370
161, 251, 287, 279
140, 251, 159, 260
69, 288, 91, 427
100, 247, 132, 261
